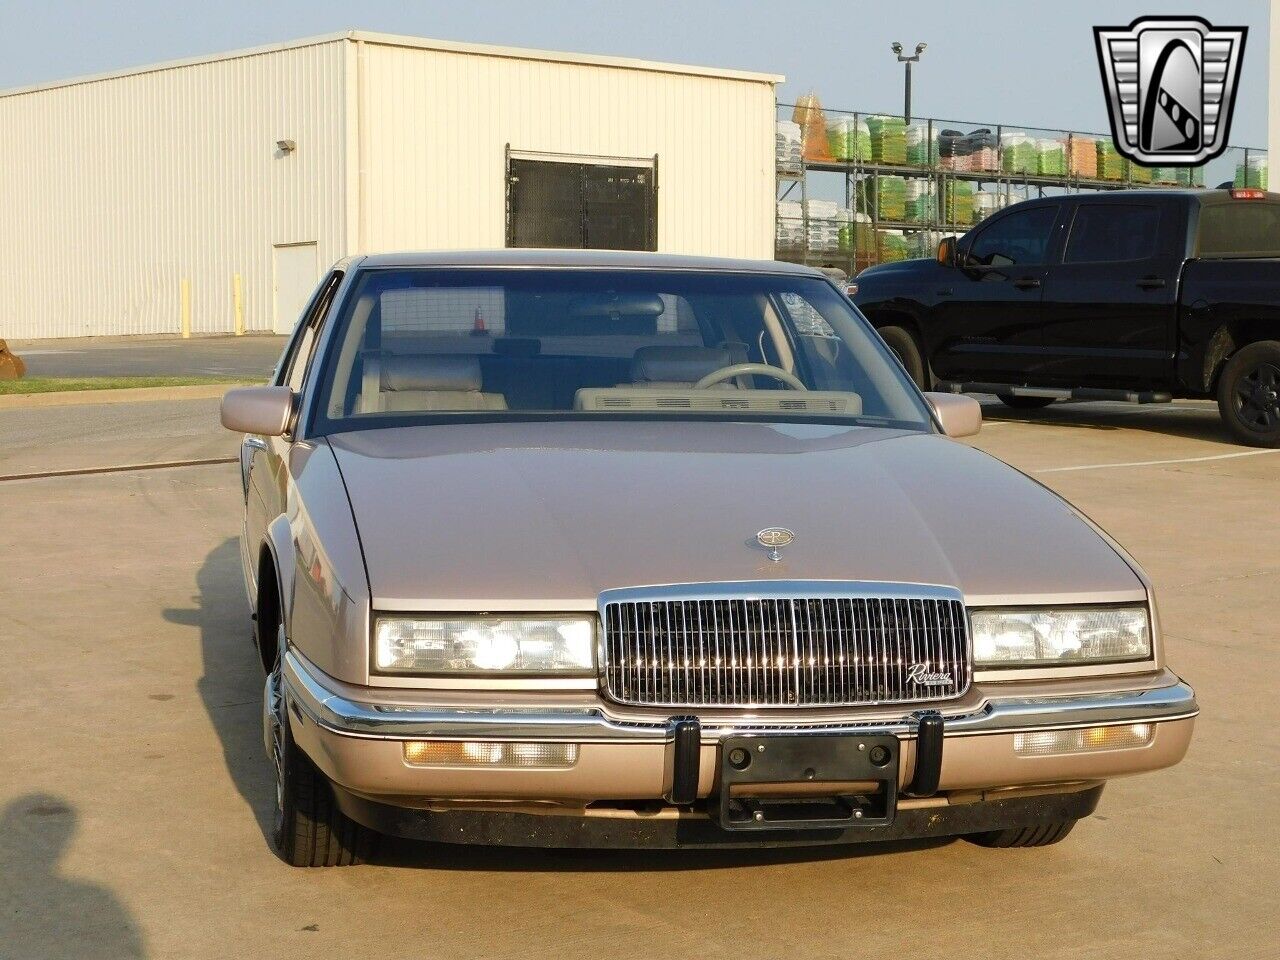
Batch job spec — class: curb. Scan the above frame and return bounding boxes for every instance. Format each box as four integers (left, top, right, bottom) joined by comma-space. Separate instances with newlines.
0, 383, 246, 410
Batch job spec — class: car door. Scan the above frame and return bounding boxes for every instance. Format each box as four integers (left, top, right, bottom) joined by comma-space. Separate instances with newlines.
243, 270, 344, 572
1037, 199, 1181, 389
930, 202, 1063, 383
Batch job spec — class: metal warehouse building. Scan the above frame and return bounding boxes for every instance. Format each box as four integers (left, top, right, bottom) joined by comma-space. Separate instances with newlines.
0, 32, 781, 339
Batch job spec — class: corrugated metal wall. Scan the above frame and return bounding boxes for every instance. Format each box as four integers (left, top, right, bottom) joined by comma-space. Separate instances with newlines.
356, 40, 776, 260
0, 41, 346, 339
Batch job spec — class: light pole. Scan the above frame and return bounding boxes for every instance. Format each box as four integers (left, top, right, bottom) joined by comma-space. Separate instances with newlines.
892, 42, 927, 121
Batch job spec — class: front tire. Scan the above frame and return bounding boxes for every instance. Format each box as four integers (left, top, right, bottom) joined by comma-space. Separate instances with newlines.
1217, 340, 1280, 447
877, 325, 927, 388
966, 819, 1077, 848
996, 394, 1056, 410
265, 623, 373, 867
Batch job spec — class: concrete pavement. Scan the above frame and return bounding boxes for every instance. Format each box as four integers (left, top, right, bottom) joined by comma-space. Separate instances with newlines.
8, 334, 287, 379
0, 396, 1275, 959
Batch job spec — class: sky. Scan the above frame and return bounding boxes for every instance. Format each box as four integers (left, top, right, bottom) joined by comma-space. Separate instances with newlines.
0, 0, 1271, 148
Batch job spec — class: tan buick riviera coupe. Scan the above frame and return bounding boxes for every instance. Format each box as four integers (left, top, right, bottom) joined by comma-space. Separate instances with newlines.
220, 251, 1196, 866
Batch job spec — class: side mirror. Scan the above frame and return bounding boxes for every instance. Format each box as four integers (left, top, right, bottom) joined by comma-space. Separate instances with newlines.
936, 235, 957, 267
924, 392, 981, 438
220, 386, 295, 437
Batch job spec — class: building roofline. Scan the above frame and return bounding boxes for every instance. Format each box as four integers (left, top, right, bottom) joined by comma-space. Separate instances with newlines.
0, 29, 783, 100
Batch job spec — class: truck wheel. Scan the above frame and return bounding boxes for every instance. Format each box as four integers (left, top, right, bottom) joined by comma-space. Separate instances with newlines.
266, 623, 374, 867
966, 819, 1077, 848
1217, 341, 1280, 447
878, 326, 926, 388
996, 394, 1056, 410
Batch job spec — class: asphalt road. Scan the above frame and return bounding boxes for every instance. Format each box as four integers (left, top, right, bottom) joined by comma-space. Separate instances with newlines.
0, 396, 1275, 959
8, 334, 288, 379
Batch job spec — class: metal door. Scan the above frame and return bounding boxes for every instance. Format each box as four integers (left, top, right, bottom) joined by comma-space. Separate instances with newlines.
272, 242, 319, 335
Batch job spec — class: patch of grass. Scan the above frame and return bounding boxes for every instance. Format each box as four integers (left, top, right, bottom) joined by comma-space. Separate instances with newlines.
0, 375, 255, 395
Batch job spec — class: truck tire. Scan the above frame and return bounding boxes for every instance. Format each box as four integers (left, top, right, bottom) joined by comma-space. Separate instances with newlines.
878, 326, 926, 388
966, 819, 1077, 848
996, 394, 1056, 410
1217, 340, 1280, 448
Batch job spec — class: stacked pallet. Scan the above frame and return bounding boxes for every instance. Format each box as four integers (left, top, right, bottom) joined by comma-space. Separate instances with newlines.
804, 198, 841, 251
776, 121, 802, 172
1235, 155, 1268, 189
839, 212, 875, 252
1000, 133, 1037, 175
1037, 139, 1066, 177
826, 116, 871, 162
776, 200, 804, 248
905, 179, 936, 222
1096, 140, 1125, 180
941, 180, 975, 225
867, 115, 907, 164
906, 124, 935, 166
1065, 137, 1097, 178
857, 175, 907, 220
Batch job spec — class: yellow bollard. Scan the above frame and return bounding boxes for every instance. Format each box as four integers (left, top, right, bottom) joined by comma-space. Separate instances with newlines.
233, 274, 244, 336
180, 279, 192, 339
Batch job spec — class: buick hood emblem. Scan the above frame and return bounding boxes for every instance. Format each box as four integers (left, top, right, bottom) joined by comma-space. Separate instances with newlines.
756, 527, 795, 562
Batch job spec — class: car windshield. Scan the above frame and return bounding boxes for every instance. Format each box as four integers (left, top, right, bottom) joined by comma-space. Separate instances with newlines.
308, 267, 933, 433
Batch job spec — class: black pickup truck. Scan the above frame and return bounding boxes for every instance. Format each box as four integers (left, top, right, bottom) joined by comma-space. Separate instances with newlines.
850, 189, 1280, 446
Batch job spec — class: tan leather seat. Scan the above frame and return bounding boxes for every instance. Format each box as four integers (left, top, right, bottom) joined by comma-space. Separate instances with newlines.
361, 353, 507, 413
627, 344, 748, 389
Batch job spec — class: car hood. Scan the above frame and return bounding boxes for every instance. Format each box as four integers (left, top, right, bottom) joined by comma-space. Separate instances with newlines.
327, 420, 1143, 609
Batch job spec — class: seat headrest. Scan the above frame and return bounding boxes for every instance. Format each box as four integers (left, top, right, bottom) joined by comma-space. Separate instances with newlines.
379, 354, 483, 392
630, 344, 747, 384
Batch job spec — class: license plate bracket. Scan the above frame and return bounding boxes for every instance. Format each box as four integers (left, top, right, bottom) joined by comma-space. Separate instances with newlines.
717, 734, 899, 831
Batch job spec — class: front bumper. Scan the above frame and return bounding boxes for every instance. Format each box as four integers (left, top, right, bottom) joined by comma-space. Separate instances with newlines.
283, 650, 1198, 808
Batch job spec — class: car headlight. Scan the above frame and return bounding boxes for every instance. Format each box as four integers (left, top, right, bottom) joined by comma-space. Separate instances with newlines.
374, 616, 595, 675
971, 606, 1151, 667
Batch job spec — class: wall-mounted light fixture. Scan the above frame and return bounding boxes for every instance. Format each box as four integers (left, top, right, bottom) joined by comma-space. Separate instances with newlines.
276, 139, 297, 155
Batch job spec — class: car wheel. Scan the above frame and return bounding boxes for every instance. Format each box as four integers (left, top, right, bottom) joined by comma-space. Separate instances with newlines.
267, 623, 374, 867
966, 819, 1077, 848
1217, 341, 1280, 448
878, 326, 927, 388
996, 394, 1057, 410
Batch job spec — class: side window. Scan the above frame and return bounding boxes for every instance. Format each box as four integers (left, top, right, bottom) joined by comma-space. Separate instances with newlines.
281, 272, 343, 392
965, 206, 1057, 268
1066, 205, 1161, 263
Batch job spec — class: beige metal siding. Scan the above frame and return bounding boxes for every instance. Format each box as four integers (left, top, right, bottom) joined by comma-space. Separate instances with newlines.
0, 41, 346, 339
356, 40, 776, 260
1271, 0, 1279, 167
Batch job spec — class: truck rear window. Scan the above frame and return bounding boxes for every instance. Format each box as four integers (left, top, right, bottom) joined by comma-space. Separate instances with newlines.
1197, 203, 1280, 258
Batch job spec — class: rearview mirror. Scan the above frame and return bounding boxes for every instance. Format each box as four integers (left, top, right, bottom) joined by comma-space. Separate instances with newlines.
936, 236, 957, 267
220, 386, 295, 437
924, 392, 981, 438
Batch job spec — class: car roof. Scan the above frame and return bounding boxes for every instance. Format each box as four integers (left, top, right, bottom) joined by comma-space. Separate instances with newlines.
1050, 188, 1280, 206
353, 248, 825, 275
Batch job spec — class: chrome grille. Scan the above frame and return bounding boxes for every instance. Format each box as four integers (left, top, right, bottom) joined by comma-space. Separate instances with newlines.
601, 583, 969, 708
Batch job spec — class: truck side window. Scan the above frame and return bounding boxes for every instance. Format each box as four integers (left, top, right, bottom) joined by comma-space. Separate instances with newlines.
964, 207, 1056, 268
1065, 205, 1161, 263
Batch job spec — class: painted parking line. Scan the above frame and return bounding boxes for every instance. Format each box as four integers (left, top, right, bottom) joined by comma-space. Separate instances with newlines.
0, 456, 237, 483
1037, 448, 1280, 473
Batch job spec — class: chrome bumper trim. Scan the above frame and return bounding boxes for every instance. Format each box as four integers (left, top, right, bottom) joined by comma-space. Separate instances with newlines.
283, 651, 1198, 744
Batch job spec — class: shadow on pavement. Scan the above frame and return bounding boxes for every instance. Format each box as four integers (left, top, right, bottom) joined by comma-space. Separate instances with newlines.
377, 834, 954, 872
168, 540, 957, 872
0, 794, 147, 958
980, 398, 1234, 445
164, 538, 275, 841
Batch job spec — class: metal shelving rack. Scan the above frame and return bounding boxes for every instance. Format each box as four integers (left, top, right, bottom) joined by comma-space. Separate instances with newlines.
775, 107, 1226, 275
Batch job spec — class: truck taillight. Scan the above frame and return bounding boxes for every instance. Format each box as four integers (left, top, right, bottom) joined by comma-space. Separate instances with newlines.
1230, 188, 1266, 199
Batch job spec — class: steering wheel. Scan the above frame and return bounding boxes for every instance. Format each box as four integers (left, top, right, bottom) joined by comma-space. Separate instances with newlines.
694, 363, 807, 391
